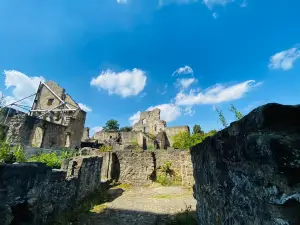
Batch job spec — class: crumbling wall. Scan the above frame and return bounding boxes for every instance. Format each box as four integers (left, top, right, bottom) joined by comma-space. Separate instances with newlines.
120, 131, 140, 144
191, 103, 300, 225
81, 127, 90, 141
93, 131, 119, 144
0, 156, 102, 225
165, 126, 190, 147
67, 110, 86, 148
103, 150, 194, 186
5, 114, 66, 148
132, 108, 166, 134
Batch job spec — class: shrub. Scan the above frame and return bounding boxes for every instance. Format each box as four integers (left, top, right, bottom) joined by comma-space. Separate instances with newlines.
172, 132, 194, 149
172, 130, 218, 149
0, 141, 12, 163
98, 145, 113, 152
156, 161, 181, 186
13, 146, 26, 163
28, 152, 61, 168
60, 148, 77, 159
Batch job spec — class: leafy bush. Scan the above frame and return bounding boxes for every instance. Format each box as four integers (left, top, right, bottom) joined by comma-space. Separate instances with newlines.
0, 141, 11, 163
60, 148, 77, 159
13, 146, 26, 162
156, 161, 181, 186
28, 152, 61, 168
172, 130, 217, 149
172, 132, 194, 149
98, 145, 113, 152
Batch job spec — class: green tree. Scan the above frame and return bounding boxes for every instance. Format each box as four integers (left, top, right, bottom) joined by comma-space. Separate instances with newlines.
172, 129, 218, 149
103, 119, 120, 131
216, 107, 227, 128
192, 124, 204, 135
119, 126, 132, 132
172, 132, 194, 149
229, 104, 243, 120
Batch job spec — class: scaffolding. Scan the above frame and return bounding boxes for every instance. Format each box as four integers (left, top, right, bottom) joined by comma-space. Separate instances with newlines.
0, 81, 80, 125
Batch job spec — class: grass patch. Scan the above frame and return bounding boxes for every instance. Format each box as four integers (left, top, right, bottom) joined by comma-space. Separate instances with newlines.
167, 205, 197, 225
52, 187, 111, 224
112, 183, 132, 190
90, 203, 108, 213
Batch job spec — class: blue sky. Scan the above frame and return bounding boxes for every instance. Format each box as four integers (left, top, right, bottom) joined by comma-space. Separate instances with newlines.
0, 0, 300, 135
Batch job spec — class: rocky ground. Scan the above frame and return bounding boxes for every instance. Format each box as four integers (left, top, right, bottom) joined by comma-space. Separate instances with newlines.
76, 184, 196, 225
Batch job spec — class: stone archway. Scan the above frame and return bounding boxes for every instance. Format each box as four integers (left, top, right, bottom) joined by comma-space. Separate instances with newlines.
31, 127, 44, 148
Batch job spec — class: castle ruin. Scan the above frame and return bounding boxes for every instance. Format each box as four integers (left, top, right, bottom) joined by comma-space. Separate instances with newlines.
1, 81, 86, 149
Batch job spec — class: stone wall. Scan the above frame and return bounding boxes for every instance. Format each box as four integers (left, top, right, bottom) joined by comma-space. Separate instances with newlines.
120, 131, 140, 144
5, 114, 68, 148
66, 110, 86, 148
82, 127, 90, 141
190, 103, 300, 225
165, 126, 190, 147
101, 150, 194, 186
93, 131, 120, 144
0, 156, 102, 225
132, 108, 166, 134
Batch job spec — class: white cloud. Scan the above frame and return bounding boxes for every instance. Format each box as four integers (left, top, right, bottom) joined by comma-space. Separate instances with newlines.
268, 47, 300, 71
78, 103, 92, 112
129, 103, 182, 125
3, 70, 44, 106
183, 106, 195, 116
117, 0, 128, 4
172, 66, 194, 76
176, 78, 197, 89
129, 111, 141, 125
90, 126, 103, 136
90, 68, 147, 98
175, 80, 258, 106
148, 104, 182, 122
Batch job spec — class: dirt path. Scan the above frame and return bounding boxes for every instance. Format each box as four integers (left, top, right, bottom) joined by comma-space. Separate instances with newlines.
77, 185, 196, 225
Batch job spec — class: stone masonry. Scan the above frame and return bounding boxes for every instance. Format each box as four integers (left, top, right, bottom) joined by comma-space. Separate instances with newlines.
0, 156, 103, 225
100, 150, 194, 187
3, 81, 86, 148
191, 103, 300, 225
133, 108, 166, 134
92, 108, 190, 149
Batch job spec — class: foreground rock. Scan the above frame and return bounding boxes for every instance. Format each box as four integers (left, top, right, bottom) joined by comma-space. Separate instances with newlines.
191, 103, 300, 225
0, 156, 102, 225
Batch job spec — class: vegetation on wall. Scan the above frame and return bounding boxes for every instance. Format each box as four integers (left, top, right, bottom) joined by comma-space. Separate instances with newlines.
216, 104, 244, 128
215, 107, 228, 128
98, 145, 113, 152
0, 144, 76, 168
0, 142, 26, 163
156, 161, 181, 186
229, 104, 243, 120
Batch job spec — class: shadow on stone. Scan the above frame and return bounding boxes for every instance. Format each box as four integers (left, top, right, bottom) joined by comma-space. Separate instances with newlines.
75, 208, 197, 225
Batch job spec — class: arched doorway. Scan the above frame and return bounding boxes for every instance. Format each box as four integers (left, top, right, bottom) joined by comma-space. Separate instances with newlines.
31, 127, 44, 148
65, 132, 71, 147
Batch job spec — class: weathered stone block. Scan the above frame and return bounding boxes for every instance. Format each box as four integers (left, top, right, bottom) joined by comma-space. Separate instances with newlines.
191, 103, 300, 225
0, 156, 103, 225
